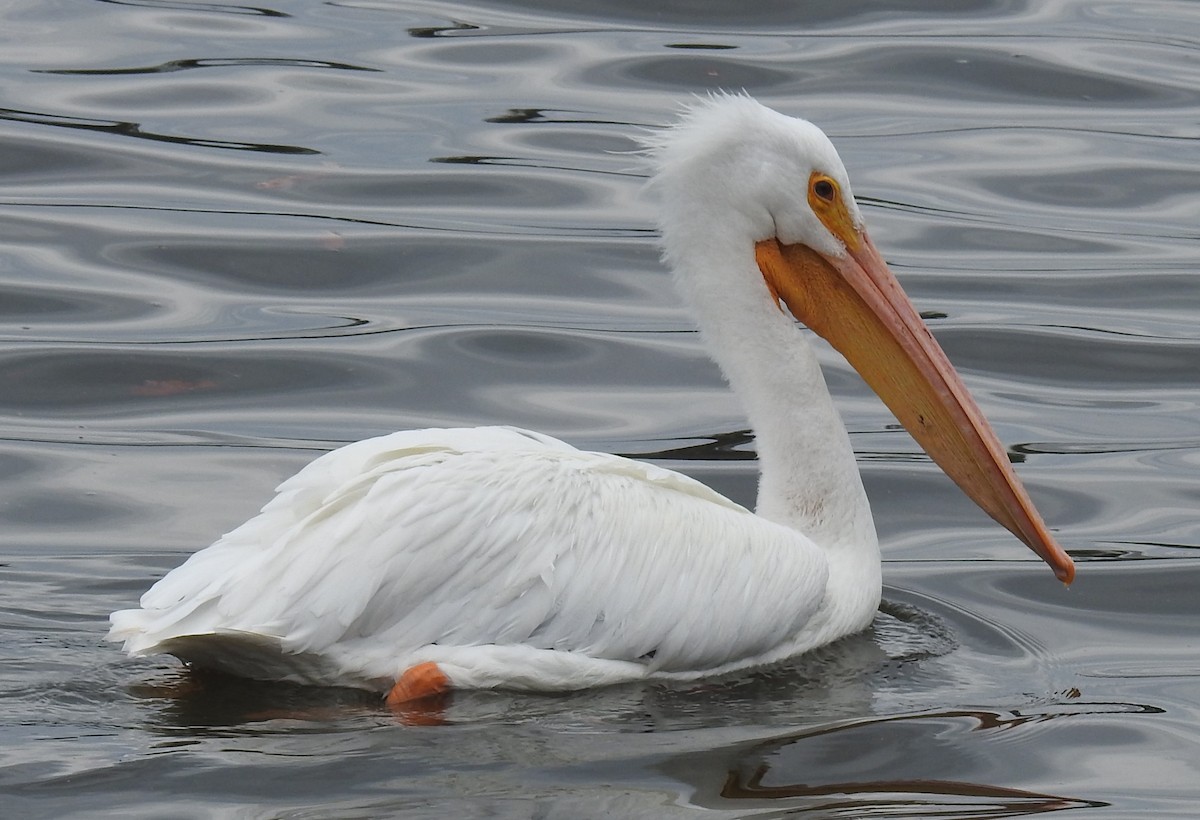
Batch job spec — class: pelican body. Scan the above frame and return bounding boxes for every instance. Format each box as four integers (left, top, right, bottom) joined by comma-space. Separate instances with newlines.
110, 96, 1073, 702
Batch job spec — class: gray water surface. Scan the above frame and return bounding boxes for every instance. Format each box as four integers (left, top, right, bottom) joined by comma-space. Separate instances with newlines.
2, 1, 1199, 817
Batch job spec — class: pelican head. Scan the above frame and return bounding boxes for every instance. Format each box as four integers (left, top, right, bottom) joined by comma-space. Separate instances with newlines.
644, 94, 1074, 584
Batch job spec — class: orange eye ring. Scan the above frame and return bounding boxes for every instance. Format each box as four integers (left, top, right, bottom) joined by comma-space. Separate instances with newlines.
806, 171, 859, 252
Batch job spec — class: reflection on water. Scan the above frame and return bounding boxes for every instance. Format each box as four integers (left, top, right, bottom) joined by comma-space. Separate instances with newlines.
710, 704, 1125, 816
1, 0, 1199, 816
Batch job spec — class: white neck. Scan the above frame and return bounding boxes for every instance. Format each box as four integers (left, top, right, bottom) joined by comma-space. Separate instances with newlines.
671, 237, 879, 558
647, 94, 883, 645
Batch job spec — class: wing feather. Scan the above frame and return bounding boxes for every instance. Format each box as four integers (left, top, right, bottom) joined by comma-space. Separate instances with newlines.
110, 427, 830, 690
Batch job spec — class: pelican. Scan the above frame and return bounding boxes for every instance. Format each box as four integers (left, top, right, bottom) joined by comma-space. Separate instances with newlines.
109, 95, 1074, 706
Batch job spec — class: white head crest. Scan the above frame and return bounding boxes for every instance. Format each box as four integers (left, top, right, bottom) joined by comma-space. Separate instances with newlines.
641, 93, 862, 259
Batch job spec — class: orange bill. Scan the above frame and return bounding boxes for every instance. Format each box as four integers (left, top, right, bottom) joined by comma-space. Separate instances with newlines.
755, 193, 1074, 584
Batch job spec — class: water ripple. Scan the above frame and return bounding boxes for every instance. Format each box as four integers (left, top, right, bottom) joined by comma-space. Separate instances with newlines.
0, 106, 317, 154
2, 0, 1199, 815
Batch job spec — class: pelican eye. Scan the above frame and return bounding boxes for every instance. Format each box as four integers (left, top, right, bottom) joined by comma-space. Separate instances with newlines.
806, 171, 858, 250
812, 177, 836, 202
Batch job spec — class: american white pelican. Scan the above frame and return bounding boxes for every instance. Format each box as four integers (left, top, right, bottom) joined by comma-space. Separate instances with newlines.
109, 95, 1074, 706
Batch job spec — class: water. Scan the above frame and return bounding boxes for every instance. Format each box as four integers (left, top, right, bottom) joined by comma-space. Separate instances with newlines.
2, 0, 1198, 816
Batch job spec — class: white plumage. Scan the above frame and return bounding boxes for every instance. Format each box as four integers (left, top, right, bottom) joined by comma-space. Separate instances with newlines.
110, 95, 1071, 699
112, 426, 856, 691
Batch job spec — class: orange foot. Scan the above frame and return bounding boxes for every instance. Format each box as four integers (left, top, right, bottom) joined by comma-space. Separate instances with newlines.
386, 661, 451, 708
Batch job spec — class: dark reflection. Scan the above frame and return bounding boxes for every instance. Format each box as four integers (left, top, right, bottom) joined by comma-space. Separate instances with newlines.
430, 154, 641, 179
484, 108, 647, 127
488, 108, 554, 124
408, 21, 482, 38
665, 43, 738, 50
721, 769, 1106, 815
475, 0, 1002, 27
96, 0, 288, 15
624, 429, 757, 461
1067, 547, 1149, 562
1013, 439, 1200, 456
1106, 539, 1199, 554
701, 702, 1159, 814
431, 154, 509, 165
0, 107, 317, 154
127, 668, 381, 731
37, 57, 380, 75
